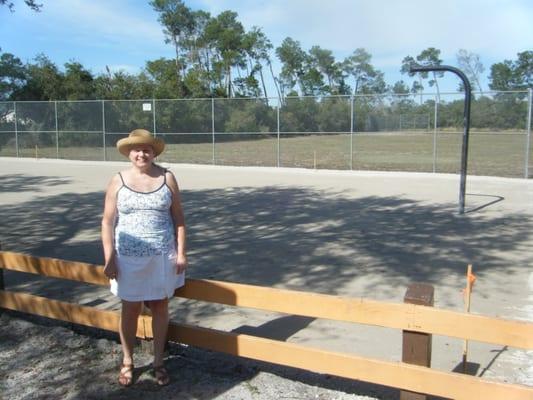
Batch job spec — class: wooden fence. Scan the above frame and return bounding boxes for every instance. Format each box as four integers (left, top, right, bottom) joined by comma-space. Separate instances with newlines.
1, 251, 532, 400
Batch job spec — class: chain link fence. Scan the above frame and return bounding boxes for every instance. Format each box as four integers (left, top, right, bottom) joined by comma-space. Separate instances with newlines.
1, 90, 531, 178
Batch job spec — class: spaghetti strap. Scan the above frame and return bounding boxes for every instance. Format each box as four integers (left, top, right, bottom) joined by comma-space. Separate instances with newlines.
118, 172, 125, 185
163, 168, 168, 184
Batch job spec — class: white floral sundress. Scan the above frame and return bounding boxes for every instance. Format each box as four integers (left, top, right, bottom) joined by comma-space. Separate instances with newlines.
110, 170, 185, 301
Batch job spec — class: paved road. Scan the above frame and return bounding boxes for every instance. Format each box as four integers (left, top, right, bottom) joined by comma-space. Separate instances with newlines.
1, 157, 532, 387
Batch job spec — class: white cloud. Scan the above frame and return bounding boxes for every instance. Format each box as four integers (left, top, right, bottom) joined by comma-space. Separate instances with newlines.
193, 0, 532, 62
190, 0, 531, 91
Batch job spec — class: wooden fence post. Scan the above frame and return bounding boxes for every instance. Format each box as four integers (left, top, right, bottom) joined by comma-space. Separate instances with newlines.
138, 304, 170, 357
139, 304, 153, 354
400, 283, 434, 400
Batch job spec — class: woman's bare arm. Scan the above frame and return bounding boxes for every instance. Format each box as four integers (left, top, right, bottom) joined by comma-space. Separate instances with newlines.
166, 170, 187, 272
101, 174, 121, 277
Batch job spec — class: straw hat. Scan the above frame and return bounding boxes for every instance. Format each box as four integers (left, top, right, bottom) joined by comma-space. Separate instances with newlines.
116, 129, 165, 157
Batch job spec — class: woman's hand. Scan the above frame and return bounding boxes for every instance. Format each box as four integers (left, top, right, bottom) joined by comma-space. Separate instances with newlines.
176, 253, 188, 274
103, 258, 118, 280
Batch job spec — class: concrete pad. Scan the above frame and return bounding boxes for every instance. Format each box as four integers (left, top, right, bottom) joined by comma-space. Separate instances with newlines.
0, 157, 532, 386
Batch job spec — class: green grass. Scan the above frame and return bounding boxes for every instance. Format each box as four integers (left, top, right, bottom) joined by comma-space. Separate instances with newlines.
1, 131, 530, 178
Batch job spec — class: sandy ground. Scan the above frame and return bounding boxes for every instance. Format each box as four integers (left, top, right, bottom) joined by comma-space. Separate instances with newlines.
0, 157, 532, 399
1, 312, 398, 400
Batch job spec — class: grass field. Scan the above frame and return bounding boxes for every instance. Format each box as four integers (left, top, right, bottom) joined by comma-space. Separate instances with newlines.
0, 131, 530, 178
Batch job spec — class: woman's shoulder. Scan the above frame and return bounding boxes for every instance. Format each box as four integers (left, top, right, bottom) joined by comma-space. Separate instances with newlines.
111, 171, 126, 183
115, 169, 131, 184
118, 167, 132, 178
158, 164, 174, 179
105, 172, 124, 194
163, 167, 174, 177
163, 168, 180, 191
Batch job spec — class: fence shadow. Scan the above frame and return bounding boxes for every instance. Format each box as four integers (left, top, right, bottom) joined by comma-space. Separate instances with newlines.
232, 315, 315, 340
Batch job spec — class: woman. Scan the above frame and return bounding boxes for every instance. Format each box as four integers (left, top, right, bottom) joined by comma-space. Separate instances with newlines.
101, 128, 187, 386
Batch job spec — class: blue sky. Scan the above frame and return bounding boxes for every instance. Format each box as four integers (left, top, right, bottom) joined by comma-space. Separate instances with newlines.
1, 0, 532, 95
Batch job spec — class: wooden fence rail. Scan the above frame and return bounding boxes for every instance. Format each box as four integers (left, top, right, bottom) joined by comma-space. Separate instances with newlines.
1, 251, 532, 400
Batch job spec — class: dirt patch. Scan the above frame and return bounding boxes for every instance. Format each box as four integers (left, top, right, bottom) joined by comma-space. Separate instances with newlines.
0, 312, 402, 400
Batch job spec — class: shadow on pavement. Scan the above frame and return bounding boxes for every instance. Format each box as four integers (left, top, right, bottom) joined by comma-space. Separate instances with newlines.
1, 173, 531, 302
0, 173, 72, 193
0, 173, 531, 399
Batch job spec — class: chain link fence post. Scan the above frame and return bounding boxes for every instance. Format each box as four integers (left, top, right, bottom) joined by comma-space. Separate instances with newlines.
102, 100, 107, 161
54, 101, 59, 159
525, 88, 532, 179
211, 97, 215, 165
432, 95, 438, 173
14, 101, 19, 157
350, 95, 354, 170
152, 98, 157, 137
277, 99, 281, 167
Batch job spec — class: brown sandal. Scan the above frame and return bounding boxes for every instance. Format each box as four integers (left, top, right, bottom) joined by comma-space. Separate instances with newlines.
153, 365, 170, 386
118, 363, 134, 387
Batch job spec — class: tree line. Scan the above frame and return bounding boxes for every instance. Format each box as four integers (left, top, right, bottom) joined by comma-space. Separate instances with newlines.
0, 0, 531, 142
1, 0, 531, 102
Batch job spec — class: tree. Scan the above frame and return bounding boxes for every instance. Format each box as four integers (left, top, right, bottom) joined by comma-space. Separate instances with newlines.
417, 48, 444, 98
143, 58, 181, 98
0, 49, 27, 100
241, 28, 265, 98
62, 61, 95, 100
342, 48, 379, 95
1, 0, 42, 12
401, 48, 444, 102
203, 10, 246, 97
94, 69, 147, 100
17, 54, 64, 100
514, 51, 533, 88
245, 28, 281, 100
456, 49, 484, 92
242, 26, 276, 101
389, 80, 415, 114
276, 37, 308, 96
275, 39, 329, 96
391, 80, 410, 95
300, 65, 326, 96
365, 70, 386, 94
489, 51, 532, 91
309, 46, 338, 93
184, 10, 212, 94
400, 55, 423, 100
488, 61, 514, 91
183, 10, 210, 68
150, 0, 194, 96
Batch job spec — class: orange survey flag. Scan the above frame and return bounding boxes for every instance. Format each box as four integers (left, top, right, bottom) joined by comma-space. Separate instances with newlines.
467, 269, 476, 287
462, 265, 476, 300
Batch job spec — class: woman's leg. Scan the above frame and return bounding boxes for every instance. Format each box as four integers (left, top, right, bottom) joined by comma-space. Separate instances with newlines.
120, 300, 142, 365
145, 298, 169, 367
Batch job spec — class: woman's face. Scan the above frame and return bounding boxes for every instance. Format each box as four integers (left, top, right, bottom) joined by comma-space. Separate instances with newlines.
128, 144, 155, 168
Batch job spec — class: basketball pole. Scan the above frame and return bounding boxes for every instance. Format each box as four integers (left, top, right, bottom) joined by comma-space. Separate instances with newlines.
410, 65, 472, 215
